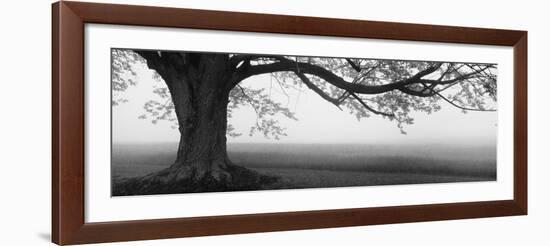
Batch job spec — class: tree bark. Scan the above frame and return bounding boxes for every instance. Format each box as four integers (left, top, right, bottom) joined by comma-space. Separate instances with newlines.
113, 53, 278, 195
170, 76, 233, 183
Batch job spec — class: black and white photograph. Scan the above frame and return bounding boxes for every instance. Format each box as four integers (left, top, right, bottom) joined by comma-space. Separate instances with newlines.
111, 49, 498, 196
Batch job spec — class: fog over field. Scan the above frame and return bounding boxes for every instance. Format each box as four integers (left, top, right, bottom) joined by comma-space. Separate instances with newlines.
112, 142, 496, 189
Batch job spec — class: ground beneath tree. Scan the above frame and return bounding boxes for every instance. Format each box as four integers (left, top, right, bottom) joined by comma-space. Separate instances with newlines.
112, 165, 492, 196
111, 143, 496, 196
112, 164, 282, 196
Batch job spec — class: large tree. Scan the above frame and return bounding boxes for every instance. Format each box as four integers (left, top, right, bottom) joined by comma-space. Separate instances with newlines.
112, 49, 497, 195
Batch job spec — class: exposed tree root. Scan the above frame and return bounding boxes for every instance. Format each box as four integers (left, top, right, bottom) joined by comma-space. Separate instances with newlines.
112, 159, 279, 196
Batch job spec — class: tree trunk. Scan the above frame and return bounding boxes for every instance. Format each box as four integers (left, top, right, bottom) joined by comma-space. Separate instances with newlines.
113, 53, 278, 195
169, 82, 235, 183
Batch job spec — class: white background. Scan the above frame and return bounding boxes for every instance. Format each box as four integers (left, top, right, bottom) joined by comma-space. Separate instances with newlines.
0, 0, 548, 245
86, 24, 513, 222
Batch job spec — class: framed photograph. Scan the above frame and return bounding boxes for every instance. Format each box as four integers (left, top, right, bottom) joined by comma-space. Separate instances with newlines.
52, 1, 527, 245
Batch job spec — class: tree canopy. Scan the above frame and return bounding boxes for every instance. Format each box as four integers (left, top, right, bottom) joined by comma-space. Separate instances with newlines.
112, 49, 497, 138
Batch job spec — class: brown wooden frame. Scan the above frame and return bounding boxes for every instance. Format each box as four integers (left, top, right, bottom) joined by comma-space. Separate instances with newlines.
52, 1, 527, 245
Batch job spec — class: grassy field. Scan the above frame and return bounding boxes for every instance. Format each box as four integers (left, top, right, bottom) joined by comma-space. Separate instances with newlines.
112, 142, 496, 190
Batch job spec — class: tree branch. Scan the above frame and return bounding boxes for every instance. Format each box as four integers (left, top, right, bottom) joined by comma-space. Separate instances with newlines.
418, 66, 491, 86
397, 65, 493, 97
294, 72, 343, 110
345, 58, 362, 72
234, 57, 441, 95
435, 91, 496, 112
418, 81, 496, 112
237, 85, 262, 128
349, 93, 395, 117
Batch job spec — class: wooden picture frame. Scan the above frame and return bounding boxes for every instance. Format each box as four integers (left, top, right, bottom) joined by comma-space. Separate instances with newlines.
52, 1, 527, 245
